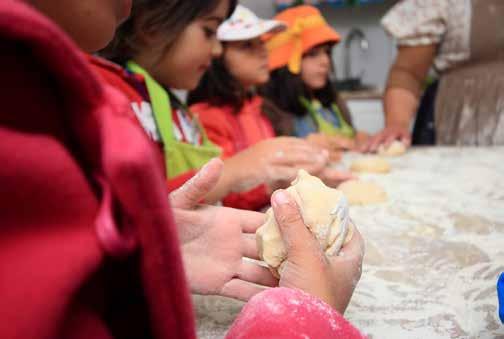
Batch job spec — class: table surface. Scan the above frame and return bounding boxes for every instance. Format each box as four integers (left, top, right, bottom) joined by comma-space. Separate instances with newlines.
194, 147, 504, 339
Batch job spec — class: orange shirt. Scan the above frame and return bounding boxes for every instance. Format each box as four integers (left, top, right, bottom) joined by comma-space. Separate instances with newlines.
191, 96, 275, 157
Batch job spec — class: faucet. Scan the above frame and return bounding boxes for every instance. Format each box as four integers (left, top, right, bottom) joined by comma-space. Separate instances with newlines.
343, 28, 369, 80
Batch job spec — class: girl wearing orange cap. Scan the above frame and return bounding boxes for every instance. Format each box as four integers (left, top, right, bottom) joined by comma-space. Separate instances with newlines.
263, 5, 369, 155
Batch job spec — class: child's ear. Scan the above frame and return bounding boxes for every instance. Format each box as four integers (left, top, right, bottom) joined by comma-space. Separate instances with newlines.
133, 13, 165, 49
136, 28, 162, 48
134, 27, 168, 64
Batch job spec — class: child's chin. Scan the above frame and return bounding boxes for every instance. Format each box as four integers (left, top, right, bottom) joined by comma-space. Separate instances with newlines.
182, 78, 201, 91
257, 75, 270, 85
313, 81, 327, 90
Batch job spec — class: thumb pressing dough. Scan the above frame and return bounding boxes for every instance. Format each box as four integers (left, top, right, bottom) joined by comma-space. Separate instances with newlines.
378, 140, 406, 157
256, 170, 354, 278
338, 180, 387, 205
350, 156, 390, 174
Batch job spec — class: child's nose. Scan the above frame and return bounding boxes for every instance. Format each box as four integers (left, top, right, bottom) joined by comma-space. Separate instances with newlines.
319, 52, 330, 67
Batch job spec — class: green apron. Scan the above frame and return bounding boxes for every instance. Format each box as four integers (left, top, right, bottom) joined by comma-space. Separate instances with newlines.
126, 61, 221, 178
299, 97, 355, 138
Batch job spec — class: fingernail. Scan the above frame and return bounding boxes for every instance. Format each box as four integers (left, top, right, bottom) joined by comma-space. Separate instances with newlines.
272, 190, 290, 207
201, 158, 218, 172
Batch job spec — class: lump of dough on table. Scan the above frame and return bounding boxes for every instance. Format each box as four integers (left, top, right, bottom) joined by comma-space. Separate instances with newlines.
338, 180, 387, 205
378, 140, 406, 157
256, 170, 353, 278
350, 156, 390, 173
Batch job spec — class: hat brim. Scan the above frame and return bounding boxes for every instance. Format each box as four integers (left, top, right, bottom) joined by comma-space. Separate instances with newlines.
218, 20, 286, 42
302, 24, 341, 54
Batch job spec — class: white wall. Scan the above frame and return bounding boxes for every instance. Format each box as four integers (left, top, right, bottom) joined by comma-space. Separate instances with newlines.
239, 0, 276, 18
239, 0, 398, 90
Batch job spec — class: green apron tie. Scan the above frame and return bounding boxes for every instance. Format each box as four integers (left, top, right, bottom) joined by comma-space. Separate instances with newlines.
127, 61, 221, 178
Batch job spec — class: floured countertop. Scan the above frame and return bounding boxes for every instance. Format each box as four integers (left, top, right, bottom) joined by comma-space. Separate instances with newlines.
194, 146, 504, 339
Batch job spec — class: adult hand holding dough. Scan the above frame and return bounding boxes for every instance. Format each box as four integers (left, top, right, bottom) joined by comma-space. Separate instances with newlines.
267, 189, 365, 314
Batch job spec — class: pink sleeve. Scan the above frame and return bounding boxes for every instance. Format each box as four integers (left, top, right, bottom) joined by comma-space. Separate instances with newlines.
226, 288, 366, 339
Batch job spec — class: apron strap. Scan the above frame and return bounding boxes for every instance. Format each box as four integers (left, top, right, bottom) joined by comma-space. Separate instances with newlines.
125, 61, 222, 179
331, 103, 355, 138
299, 96, 319, 125
126, 61, 175, 145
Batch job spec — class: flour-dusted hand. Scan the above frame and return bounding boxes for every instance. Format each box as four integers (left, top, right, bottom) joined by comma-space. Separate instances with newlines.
221, 137, 330, 194
264, 176, 365, 313
171, 158, 277, 301
270, 190, 364, 313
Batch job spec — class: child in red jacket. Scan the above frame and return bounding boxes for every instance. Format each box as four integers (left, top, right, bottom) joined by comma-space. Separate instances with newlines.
0, 1, 195, 338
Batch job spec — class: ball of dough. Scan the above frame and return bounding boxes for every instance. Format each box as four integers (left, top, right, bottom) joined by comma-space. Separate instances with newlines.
338, 180, 387, 205
378, 140, 406, 157
350, 156, 390, 173
256, 170, 354, 278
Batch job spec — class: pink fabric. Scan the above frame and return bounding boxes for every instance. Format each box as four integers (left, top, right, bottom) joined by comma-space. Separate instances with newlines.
227, 288, 366, 339
0, 1, 195, 338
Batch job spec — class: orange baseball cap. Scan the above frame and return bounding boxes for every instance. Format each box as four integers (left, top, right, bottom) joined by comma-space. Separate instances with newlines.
266, 5, 341, 74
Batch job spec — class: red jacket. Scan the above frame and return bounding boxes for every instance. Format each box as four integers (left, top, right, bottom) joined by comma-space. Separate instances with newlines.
0, 1, 195, 338
191, 96, 276, 210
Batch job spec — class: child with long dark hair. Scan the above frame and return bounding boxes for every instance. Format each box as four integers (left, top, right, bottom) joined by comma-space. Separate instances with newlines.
262, 5, 369, 155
